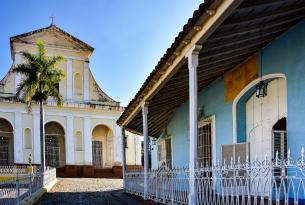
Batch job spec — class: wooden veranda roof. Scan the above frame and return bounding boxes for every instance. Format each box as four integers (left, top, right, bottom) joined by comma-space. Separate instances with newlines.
118, 0, 305, 137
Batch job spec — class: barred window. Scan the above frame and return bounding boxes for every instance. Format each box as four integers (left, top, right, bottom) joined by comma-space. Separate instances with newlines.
198, 122, 212, 167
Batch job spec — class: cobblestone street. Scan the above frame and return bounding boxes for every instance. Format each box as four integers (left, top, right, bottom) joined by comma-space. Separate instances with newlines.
36, 178, 142, 205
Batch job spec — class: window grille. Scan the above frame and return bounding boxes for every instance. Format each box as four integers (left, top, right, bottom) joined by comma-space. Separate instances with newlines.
0, 136, 9, 165
45, 135, 60, 168
198, 121, 212, 167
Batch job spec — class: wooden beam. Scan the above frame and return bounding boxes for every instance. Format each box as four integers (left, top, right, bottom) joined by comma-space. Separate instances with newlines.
223, 2, 305, 26
211, 12, 305, 39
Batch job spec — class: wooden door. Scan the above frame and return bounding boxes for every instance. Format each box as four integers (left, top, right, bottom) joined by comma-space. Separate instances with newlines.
92, 141, 103, 168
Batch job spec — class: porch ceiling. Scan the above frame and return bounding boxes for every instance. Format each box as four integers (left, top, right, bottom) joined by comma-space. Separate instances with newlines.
124, 0, 305, 137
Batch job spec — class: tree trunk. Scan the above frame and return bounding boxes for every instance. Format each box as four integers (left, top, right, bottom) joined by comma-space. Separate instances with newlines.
40, 99, 46, 173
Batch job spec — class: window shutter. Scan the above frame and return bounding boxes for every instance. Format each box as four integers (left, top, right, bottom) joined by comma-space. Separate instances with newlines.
222, 144, 234, 165
235, 143, 248, 163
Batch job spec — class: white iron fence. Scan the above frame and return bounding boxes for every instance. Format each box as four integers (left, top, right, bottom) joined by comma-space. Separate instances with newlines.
125, 149, 305, 204
0, 166, 57, 205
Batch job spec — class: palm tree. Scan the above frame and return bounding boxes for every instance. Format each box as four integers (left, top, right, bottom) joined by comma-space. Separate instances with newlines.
13, 39, 65, 173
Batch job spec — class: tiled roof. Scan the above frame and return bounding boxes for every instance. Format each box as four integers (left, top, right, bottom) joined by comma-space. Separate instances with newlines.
117, 1, 214, 125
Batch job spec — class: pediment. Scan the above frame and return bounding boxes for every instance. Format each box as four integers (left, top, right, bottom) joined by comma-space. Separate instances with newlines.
10, 25, 93, 52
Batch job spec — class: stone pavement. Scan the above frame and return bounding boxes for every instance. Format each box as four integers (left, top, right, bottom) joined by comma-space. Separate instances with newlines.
36, 178, 144, 205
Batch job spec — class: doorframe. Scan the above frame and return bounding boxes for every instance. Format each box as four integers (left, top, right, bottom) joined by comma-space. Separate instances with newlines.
232, 73, 286, 144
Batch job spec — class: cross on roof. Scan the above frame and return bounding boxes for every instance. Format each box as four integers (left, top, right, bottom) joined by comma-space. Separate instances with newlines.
50, 15, 55, 25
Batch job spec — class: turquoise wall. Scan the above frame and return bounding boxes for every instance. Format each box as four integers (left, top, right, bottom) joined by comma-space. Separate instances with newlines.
262, 20, 305, 159
151, 20, 305, 168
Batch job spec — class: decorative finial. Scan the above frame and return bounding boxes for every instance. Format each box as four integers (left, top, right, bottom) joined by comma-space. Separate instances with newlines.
50, 15, 55, 25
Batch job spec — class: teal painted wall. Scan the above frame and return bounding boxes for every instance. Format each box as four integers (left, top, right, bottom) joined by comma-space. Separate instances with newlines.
151, 20, 305, 168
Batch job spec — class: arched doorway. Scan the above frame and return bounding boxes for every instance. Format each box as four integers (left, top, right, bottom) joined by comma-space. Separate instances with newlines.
245, 78, 287, 162
0, 118, 14, 165
91, 125, 113, 168
45, 122, 66, 168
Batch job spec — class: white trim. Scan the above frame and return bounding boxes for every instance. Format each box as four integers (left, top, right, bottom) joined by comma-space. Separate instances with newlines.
83, 62, 90, 102
33, 113, 40, 164
232, 73, 286, 143
14, 112, 23, 163
83, 117, 92, 164
0, 109, 118, 120
66, 58, 73, 100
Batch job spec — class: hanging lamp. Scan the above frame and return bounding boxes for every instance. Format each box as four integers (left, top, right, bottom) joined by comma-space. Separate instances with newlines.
256, 28, 268, 98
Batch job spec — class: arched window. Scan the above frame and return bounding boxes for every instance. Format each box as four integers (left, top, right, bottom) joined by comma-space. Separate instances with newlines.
24, 128, 32, 149
74, 73, 83, 97
75, 131, 83, 151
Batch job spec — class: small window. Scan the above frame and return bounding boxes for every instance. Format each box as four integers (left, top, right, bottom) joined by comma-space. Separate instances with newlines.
74, 73, 83, 97
75, 131, 83, 151
24, 128, 32, 149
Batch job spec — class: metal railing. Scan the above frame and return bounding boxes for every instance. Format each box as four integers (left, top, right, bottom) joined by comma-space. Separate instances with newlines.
125, 148, 305, 204
0, 166, 57, 205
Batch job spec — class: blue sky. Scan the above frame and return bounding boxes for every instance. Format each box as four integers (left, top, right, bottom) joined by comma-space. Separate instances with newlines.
0, 0, 201, 106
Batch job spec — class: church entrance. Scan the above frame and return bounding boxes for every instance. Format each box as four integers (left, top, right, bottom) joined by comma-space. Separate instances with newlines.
91, 125, 113, 168
0, 118, 14, 165
45, 122, 66, 168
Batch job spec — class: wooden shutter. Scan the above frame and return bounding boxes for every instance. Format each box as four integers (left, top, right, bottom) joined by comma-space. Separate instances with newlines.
235, 143, 248, 163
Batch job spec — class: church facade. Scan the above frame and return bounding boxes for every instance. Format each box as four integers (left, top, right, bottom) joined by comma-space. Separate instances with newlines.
0, 25, 142, 175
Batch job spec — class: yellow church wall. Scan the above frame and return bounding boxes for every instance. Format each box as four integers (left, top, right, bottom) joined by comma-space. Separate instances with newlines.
90, 118, 116, 134
72, 59, 84, 100
89, 70, 100, 102
14, 43, 90, 60
126, 134, 136, 165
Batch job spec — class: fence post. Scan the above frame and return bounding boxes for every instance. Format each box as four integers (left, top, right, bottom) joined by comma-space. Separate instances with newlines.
16, 174, 20, 205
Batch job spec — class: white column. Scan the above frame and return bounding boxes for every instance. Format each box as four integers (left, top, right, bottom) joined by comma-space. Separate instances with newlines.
142, 102, 149, 200
66, 58, 73, 101
136, 136, 142, 165
121, 128, 127, 189
83, 61, 90, 102
114, 125, 122, 165
84, 117, 92, 164
14, 53, 21, 93
66, 116, 75, 164
33, 113, 41, 164
186, 45, 202, 205
14, 112, 23, 163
